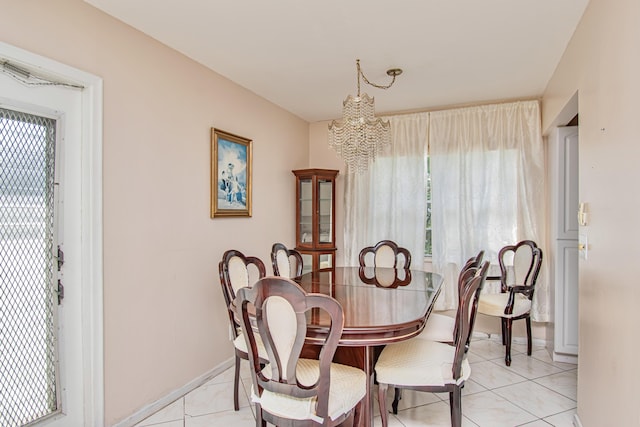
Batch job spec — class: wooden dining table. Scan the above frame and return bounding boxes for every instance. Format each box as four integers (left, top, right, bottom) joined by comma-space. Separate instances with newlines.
293, 266, 443, 427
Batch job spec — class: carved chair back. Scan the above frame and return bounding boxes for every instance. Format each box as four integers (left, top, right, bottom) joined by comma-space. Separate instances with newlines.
271, 243, 304, 279
494, 240, 542, 300
219, 249, 267, 338
358, 240, 411, 269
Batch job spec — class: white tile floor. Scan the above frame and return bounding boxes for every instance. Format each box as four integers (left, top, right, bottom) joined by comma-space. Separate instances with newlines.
134, 337, 577, 427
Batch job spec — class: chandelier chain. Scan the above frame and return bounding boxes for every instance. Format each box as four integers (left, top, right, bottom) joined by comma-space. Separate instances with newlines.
356, 59, 398, 96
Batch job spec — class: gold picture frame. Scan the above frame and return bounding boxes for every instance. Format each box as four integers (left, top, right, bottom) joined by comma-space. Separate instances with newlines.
211, 128, 252, 218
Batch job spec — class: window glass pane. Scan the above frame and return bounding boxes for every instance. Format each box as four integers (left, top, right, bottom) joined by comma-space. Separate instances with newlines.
424, 229, 432, 256
424, 155, 432, 256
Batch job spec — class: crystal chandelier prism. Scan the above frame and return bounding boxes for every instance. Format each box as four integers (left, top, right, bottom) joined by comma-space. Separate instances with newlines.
328, 59, 402, 173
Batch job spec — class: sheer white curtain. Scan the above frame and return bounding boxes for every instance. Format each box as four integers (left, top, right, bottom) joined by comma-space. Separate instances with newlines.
343, 113, 428, 266
429, 100, 549, 321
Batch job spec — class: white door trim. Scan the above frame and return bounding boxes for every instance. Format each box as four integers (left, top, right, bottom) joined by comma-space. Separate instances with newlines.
0, 42, 104, 426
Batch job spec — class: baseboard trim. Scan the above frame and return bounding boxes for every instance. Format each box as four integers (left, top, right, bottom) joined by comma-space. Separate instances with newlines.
484, 333, 548, 347
573, 412, 583, 427
112, 358, 234, 427
553, 352, 578, 364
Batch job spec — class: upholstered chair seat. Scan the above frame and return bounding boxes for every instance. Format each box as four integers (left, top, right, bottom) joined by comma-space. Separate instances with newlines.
477, 292, 531, 318
232, 332, 267, 358
376, 339, 471, 388
254, 359, 366, 423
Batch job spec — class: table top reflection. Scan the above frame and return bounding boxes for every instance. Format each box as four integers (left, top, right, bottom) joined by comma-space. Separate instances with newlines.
294, 267, 442, 346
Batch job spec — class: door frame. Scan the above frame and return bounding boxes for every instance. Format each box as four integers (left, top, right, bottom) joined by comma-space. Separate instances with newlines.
0, 42, 104, 425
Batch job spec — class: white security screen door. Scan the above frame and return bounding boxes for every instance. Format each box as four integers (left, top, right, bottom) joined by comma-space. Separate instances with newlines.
0, 106, 61, 426
0, 43, 103, 426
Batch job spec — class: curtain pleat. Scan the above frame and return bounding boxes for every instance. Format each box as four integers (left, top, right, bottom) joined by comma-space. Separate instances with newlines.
341, 100, 549, 321
430, 100, 548, 321
343, 113, 428, 267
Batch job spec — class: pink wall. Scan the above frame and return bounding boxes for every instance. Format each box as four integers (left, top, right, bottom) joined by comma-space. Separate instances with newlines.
542, 0, 640, 424
1, 0, 309, 424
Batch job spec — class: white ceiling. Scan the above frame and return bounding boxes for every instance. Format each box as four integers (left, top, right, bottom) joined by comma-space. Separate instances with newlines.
84, 0, 589, 123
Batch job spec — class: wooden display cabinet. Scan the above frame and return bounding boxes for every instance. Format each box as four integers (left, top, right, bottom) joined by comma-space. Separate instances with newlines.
292, 169, 338, 274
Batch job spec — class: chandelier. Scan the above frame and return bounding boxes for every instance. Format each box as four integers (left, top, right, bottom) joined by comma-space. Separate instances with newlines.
328, 59, 402, 173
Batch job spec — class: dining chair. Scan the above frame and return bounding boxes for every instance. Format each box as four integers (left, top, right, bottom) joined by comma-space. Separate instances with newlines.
234, 276, 366, 427
375, 261, 489, 427
358, 241, 411, 421
218, 249, 268, 411
392, 251, 483, 414
358, 240, 411, 268
416, 250, 485, 343
270, 242, 303, 278
477, 240, 542, 366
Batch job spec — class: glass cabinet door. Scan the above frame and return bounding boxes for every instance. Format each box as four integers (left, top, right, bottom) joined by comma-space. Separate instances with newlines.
300, 253, 313, 275
318, 179, 333, 244
298, 178, 313, 245
318, 253, 333, 269
300, 252, 333, 275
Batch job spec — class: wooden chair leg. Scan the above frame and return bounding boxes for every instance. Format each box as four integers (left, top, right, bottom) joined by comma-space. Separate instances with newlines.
526, 316, 532, 355
392, 387, 402, 414
501, 318, 507, 345
377, 383, 389, 427
352, 399, 363, 427
504, 318, 513, 366
450, 386, 462, 427
255, 405, 266, 427
233, 354, 241, 411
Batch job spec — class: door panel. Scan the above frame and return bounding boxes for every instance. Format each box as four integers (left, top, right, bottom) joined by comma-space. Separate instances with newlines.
557, 127, 580, 240
554, 240, 579, 355
0, 69, 84, 426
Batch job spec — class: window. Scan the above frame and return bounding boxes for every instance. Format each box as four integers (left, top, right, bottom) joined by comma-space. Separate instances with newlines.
425, 155, 432, 256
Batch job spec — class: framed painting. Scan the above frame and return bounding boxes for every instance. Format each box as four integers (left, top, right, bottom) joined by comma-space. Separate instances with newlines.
211, 128, 252, 217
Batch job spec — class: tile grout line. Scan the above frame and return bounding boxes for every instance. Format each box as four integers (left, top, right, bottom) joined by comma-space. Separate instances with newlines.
139, 339, 577, 427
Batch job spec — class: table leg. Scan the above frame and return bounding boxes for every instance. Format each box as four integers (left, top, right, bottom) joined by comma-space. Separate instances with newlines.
362, 345, 374, 427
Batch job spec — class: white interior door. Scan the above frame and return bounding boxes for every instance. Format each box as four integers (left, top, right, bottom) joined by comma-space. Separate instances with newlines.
552, 126, 579, 360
